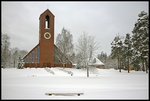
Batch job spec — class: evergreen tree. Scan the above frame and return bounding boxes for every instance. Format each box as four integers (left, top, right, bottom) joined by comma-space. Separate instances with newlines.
111, 35, 123, 72
123, 33, 132, 73
17, 56, 24, 69
97, 51, 107, 63
132, 11, 149, 72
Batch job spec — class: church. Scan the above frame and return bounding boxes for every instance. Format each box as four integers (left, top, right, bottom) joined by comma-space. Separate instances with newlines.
23, 9, 72, 68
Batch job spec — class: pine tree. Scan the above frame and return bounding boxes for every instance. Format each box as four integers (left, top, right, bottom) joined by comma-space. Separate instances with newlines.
123, 33, 132, 73
17, 56, 24, 69
132, 11, 149, 72
111, 35, 123, 72
97, 51, 107, 63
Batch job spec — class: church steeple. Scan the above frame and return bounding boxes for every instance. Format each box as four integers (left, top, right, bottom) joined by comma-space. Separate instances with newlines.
39, 9, 54, 43
39, 9, 55, 66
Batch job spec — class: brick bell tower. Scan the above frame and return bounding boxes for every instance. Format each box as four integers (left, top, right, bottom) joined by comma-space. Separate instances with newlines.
39, 9, 54, 67
23, 9, 72, 68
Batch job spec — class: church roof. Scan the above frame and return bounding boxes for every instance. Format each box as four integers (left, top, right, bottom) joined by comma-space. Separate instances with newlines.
54, 44, 72, 64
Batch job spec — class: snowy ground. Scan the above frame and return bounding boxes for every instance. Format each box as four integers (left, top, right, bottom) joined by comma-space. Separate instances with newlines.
2, 67, 149, 99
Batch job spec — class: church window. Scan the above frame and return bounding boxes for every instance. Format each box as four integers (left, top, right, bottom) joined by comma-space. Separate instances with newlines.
29, 54, 31, 63
37, 46, 40, 63
34, 48, 36, 63
32, 52, 34, 63
26, 57, 28, 63
23, 59, 25, 62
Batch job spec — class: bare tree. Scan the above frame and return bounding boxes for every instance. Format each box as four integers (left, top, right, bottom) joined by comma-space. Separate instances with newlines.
19, 50, 28, 58
56, 27, 74, 64
76, 32, 99, 77
1, 33, 28, 68
1, 33, 11, 68
11, 48, 19, 68
105, 56, 118, 69
11, 48, 28, 68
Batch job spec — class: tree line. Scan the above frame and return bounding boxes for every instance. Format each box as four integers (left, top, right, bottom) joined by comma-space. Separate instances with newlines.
111, 11, 149, 73
1, 34, 28, 68
2, 11, 148, 74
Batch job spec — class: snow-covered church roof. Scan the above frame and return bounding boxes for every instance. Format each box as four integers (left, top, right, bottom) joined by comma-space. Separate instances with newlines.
89, 57, 104, 66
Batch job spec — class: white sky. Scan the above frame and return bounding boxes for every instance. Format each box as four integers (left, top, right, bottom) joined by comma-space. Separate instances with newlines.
2, 1, 149, 56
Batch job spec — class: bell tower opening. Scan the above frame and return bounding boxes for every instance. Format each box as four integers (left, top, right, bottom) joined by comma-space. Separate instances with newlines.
45, 15, 50, 29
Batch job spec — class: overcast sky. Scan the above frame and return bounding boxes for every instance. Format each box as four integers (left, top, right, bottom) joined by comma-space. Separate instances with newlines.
2, 1, 149, 56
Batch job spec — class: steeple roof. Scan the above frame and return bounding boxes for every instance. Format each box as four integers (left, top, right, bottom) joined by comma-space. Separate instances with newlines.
39, 9, 55, 19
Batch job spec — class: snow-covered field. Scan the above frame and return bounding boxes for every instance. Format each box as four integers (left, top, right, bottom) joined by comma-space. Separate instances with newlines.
2, 67, 149, 99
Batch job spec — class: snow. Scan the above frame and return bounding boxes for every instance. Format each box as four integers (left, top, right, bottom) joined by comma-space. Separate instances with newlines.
93, 58, 104, 65
2, 67, 149, 99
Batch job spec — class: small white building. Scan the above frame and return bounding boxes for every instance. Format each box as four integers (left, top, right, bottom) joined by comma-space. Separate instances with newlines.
89, 57, 105, 69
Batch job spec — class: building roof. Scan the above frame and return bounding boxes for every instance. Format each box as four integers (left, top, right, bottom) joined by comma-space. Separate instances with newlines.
89, 57, 104, 66
39, 9, 55, 19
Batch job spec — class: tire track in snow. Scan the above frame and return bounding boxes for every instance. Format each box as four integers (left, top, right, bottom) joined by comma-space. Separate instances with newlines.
44, 67, 55, 75
58, 68, 73, 76
45, 67, 73, 76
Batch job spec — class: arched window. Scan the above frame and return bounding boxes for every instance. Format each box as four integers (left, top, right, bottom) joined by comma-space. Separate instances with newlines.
45, 15, 50, 29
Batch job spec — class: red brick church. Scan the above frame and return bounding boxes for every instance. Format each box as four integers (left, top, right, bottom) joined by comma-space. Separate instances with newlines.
23, 9, 72, 68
